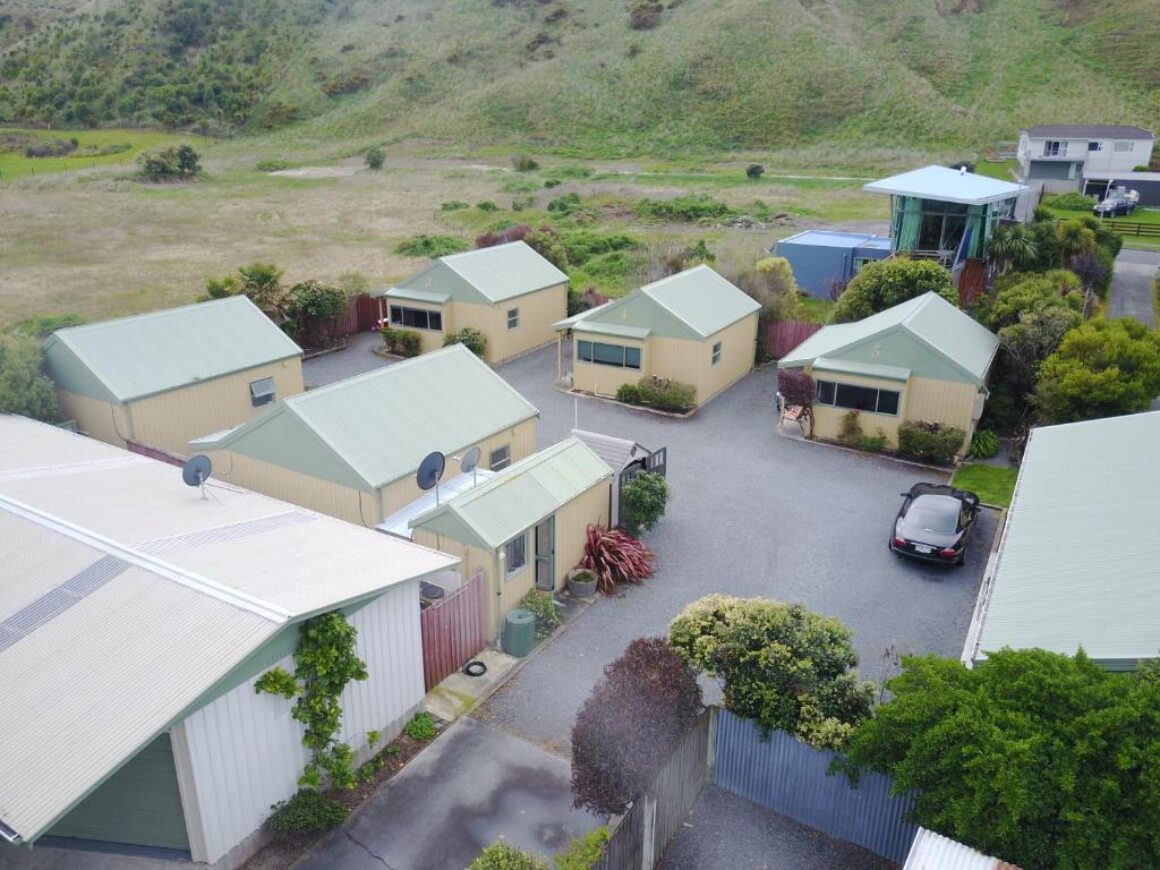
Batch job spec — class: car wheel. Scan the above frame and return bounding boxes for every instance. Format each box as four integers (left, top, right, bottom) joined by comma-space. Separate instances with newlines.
955, 552, 966, 567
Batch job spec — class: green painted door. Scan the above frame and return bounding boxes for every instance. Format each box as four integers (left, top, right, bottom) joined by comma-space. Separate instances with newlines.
534, 515, 555, 591
47, 732, 190, 851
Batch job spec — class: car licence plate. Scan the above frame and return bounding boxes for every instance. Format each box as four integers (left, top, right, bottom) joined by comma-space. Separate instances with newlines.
914, 545, 933, 554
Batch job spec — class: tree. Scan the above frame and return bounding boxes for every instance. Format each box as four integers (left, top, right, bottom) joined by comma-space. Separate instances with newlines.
736, 256, 803, 320
668, 595, 873, 750
286, 280, 345, 348
831, 258, 956, 323
840, 650, 1160, 870
997, 306, 1082, 405
620, 472, 669, 536
985, 223, 1038, 274
365, 146, 385, 170
0, 332, 61, 422
982, 272, 1083, 331
136, 143, 201, 179
1033, 318, 1160, 424
776, 368, 815, 436
1055, 219, 1097, 265
571, 637, 703, 817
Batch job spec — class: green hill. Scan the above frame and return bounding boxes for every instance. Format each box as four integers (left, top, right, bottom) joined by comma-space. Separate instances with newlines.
1, 0, 1157, 155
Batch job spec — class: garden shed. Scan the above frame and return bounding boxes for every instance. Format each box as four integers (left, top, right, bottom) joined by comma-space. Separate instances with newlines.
374, 241, 568, 364
42, 297, 304, 457
553, 265, 761, 410
409, 437, 613, 640
963, 411, 1160, 672
571, 428, 666, 528
778, 292, 998, 457
772, 230, 891, 298
190, 344, 539, 527
0, 415, 456, 868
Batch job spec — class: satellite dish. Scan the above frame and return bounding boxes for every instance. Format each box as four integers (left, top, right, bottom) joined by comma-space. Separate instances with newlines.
182, 455, 213, 500
416, 451, 446, 492
460, 446, 481, 475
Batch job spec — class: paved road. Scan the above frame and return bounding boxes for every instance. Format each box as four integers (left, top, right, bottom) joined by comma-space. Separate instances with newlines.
1107, 248, 1158, 328
475, 347, 992, 753
659, 785, 894, 870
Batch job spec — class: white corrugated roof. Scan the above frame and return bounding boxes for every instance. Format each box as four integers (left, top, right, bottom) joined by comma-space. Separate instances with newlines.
974, 411, 1160, 667
904, 828, 1012, 870
0, 415, 456, 844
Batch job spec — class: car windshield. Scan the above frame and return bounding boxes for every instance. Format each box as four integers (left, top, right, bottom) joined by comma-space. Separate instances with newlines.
908, 498, 958, 533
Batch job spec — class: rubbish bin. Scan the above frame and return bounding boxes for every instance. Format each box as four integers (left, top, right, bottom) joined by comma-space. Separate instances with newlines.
502, 608, 536, 658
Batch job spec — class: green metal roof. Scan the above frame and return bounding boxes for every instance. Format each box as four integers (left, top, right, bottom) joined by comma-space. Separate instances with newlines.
972, 412, 1160, 668
192, 344, 539, 491
394, 241, 568, 305
42, 297, 302, 403
561, 266, 759, 341
813, 357, 910, 382
778, 292, 998, 385
410, 437, 612, 550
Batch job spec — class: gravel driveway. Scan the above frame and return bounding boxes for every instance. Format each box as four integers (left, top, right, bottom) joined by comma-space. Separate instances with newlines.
475, 346, 993, 753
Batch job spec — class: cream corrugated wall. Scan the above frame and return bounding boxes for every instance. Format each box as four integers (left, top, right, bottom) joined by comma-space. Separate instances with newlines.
904, 377, 979, 456
809, 370, 908, 446
176, 583, 424, 864
203, 451, 379, 526
648, 337, 713, 399
696, 314, 759, 405
378, 418, 539, 518
549, 480, 610, 590
125, 360, 304, 456
487, 284, 567, 364
56, 391, 133, 447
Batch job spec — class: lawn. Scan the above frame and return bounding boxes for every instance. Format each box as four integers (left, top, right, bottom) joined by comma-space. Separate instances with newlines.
0, 127, 197, 182
952, 463, 1019, 508
974, 159, 1017, 181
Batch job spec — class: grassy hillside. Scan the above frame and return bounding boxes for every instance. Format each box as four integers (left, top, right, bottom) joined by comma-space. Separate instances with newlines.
1, 0, 1157, 155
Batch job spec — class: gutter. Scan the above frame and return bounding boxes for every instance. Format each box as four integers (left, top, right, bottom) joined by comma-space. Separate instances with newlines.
0, 818, 21, 845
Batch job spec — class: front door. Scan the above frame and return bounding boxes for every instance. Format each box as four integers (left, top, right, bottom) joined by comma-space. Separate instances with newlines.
534, 516, 555, 591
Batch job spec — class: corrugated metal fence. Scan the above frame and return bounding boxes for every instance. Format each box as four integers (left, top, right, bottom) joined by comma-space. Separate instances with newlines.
713, 709, 918, 864
765, 319, 822, 359
419, 570, 487, 691
594, 709, 712, 870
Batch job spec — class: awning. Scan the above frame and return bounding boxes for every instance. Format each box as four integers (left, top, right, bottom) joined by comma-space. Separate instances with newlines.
813, 357, 911, 383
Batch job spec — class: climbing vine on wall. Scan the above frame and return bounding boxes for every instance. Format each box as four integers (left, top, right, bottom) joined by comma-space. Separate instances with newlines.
255, 611, 369, 790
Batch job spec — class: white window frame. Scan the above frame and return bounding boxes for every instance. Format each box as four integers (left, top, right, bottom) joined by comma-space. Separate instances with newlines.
489, 444, 511, 471
1113, 141, 1134, 153
577, 340, 642, 370
507, 308, 520, 330
389, 304, 443, 332
711, 342, 722, 367
504, 533, 528, 577
1088, 141, 1103, 152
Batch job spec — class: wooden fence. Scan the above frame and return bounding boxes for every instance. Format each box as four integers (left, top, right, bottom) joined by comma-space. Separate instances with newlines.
333, 293, 381, 338
419, 570, 487, 692
764, 319, 822, 359
1099, 219, 1160, 238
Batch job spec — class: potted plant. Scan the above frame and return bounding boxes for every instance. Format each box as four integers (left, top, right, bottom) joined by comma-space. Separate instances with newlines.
566, 567, 597, 598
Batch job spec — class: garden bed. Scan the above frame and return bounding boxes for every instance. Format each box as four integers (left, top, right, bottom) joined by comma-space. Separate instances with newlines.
300, 338, 348, 360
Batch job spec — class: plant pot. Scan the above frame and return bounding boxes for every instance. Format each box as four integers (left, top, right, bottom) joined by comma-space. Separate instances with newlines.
567, 569, 597, 598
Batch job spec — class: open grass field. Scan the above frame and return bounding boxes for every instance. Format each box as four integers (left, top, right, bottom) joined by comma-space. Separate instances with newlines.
0, 141, 890, 327
0, 128, 196, 182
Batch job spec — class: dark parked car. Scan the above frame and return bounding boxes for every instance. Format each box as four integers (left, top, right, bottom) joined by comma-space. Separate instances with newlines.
1093, 195, 1136, 217
889, 483, 980, 566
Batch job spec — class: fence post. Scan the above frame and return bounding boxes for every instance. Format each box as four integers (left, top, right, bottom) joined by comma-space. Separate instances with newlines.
639, 793, 657, 870
706, 705, 718, 785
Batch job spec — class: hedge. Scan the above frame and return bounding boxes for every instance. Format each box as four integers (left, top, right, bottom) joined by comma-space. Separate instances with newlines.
897, 420, 966, 465
381, 327, 421, 357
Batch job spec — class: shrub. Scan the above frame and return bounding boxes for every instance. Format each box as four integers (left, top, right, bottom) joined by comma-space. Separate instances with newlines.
512, 154, 540, 172
395, 234, 468, 257
736, 256, 802, 317
404, 712, 437, 742
745, 163, 765, 179
616, 382, 641, 404
968, 429, 999, 459
832, 258, 956, 323
670, 595, 873, 750
838, 410, 863, 444
571, 638, 703, 816
477, 200, 499, 212
256, 158, 295, 172
365, 147, 385, 170
579, 524, 654, 595
1044, 191, 1093, 211
23, 137, 76, 158
636, 376, 696, 412
286, 280, 346, 348
0, 332, 61, 422
268, 789, 348, 837
620, 472, 669, 536
441, 200, 470, 211
982, 273, 1083, 330
858, 433, 887, 452
629, 1, 664, 30
16, 313, 85, 338
137, 144, 201, 179
469, 841, 548, 870
511, 195, 536, 211
897, 420, 966, 465
547, 192, 582, 216
636, 195, 735, 222
554, 828, 610, 870
381, 327, 422, 357
520, 589, 562, 640
544, 178, 562, 188
442, 327, 487, 357
559, 230, 639, 264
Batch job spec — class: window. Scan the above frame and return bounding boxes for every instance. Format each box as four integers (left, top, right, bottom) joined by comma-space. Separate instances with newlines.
1114, 141, 1134, 153
249, 376, 276, 407
1042, 140, 1066, 157
504, 533, 527, 577
489, 444, 511, 471
711, 342, 722, 366
507, 308, 520, 330
815, 379, 900, 416
389, 305, 443, 331
1088, 141, 1103, 152
577, 340, 642, 369
852, 257, 875, 272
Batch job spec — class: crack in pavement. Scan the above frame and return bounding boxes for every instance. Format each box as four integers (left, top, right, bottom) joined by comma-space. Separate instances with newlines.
344, 829, 393, 868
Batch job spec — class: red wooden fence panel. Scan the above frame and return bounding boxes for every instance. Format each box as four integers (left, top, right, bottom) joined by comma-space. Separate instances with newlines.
419, 570, 487, 692
331, 294, 381, 338
765, 319, 822, 359
126, 440, 186, 468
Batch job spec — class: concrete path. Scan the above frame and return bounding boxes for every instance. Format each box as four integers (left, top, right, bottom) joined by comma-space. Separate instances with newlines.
1107, 248, 1158, 328
297, 717, 599, 870
659, 785, 894, 870
302, 330, 394, 388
